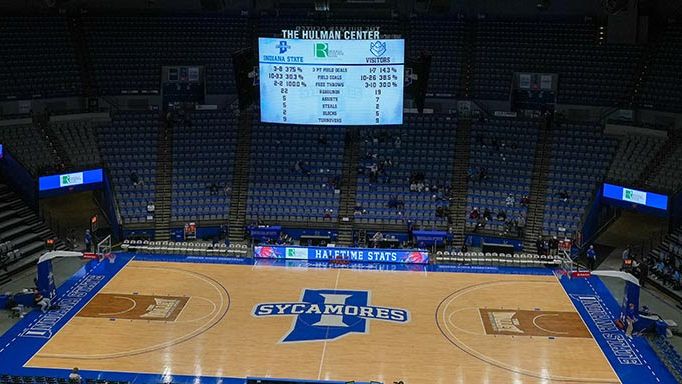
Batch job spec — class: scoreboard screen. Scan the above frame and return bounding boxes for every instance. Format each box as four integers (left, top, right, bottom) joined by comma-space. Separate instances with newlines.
258, 38, 404, 125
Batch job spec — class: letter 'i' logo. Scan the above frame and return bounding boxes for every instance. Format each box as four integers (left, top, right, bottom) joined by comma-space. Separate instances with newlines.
252, 289, 409, 343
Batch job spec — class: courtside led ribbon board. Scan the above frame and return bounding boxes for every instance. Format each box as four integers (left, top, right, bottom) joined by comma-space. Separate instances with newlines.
254, 245, 428, 264
602, 183, 668, 210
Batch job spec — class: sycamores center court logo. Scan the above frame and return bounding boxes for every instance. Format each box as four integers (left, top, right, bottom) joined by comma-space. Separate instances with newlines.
253, 289, 409, 343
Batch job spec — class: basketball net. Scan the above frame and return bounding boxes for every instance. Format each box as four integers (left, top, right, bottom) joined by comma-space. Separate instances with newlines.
558, 251, 574, 279
97, 235, 114, 263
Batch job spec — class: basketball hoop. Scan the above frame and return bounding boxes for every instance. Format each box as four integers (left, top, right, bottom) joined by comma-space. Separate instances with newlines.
97, 235, 113, 263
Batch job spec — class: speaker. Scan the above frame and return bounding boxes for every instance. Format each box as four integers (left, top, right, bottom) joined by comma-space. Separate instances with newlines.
405, 52, 432, 113
232, 48, 257, 111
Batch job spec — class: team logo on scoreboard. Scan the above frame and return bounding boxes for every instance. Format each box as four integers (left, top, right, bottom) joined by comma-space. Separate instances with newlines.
369, 40, 387, 57
276, 40, 290, 54
315, 42, 329, 58
252, 289, 409, 343
314, 42, 344, 59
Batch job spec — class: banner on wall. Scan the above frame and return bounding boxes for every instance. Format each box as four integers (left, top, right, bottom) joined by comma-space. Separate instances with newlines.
254, 245, 429, 264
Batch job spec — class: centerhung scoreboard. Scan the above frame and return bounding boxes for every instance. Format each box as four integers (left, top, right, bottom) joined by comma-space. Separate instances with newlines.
258, 37, 405, 125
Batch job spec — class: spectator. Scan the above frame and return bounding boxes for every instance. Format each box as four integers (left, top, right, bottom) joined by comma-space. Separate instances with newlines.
557, 191, 569, 202
295, 160, 311, 176
68, 368, 82, 384
34, 291, 51, 313
673, 269, 682, 290
505, 193, 514, 207
638, 260, 649, 287
371, 231, 384, 247
467, 166, 477, 181
586, 245, 597, 271
469, 207, 480, 220
435, 206, 447, 218
207, 182, 219, 196
549, 236, 559, 256
129, 172, 142, 186
478, 167, 487, 182
516, 215, 525, 237
369, 162, 379, 183
84, 229, 92, 253
496, 210, 507, 221
387, 195, 398, 209
624, 303, 637, 337
323, 209, 333, 221
621, 246, 631, 270
474, 216, 486, 232
520, 195, 530, 207
536, 237, 544, 255
483, 208, 492, 222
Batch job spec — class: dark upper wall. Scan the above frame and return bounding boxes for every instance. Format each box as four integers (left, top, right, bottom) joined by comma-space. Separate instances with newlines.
448, 0, 605, 17
0, 0, 678, 20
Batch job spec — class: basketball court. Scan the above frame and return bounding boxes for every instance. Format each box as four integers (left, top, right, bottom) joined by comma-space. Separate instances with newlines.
0, 254, 666, 384
0, 254, 674, 383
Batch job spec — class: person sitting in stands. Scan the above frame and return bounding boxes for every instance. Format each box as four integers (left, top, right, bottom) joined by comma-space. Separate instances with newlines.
207, 182, 219, 196
520, 194, 530, 207
371, 231, 384, 247
129, 172, 142, 186
474, 217, 486, 232
295, 160, 311, 176
483, 208, 492, 222
323, 209, 333, 220
557, 191, 569, 202
505, 193, 515, 207
387, 195, 404, 210
467, 166, 477, 181
496, 210, 507, 221
673, 269, 681, 290
469, 207, 480, 220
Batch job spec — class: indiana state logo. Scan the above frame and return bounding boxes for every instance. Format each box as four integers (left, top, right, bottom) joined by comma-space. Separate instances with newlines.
253, 289, 409, 343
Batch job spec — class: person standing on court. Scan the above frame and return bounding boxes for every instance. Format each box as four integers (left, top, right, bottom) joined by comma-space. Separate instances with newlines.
621, 245, 631, 270
586, 245, 597, 271
84, 229, 92, 253
624, 303, 638, 337
34, 291, 51, 313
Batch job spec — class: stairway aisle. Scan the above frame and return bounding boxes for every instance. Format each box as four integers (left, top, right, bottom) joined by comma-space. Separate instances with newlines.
153, 115, 173, 241
522, 118, 552, 252
639, 131, 682, 189
448, 119, 470, 248
228, 111, 253, 244
336, 128, 360, 246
